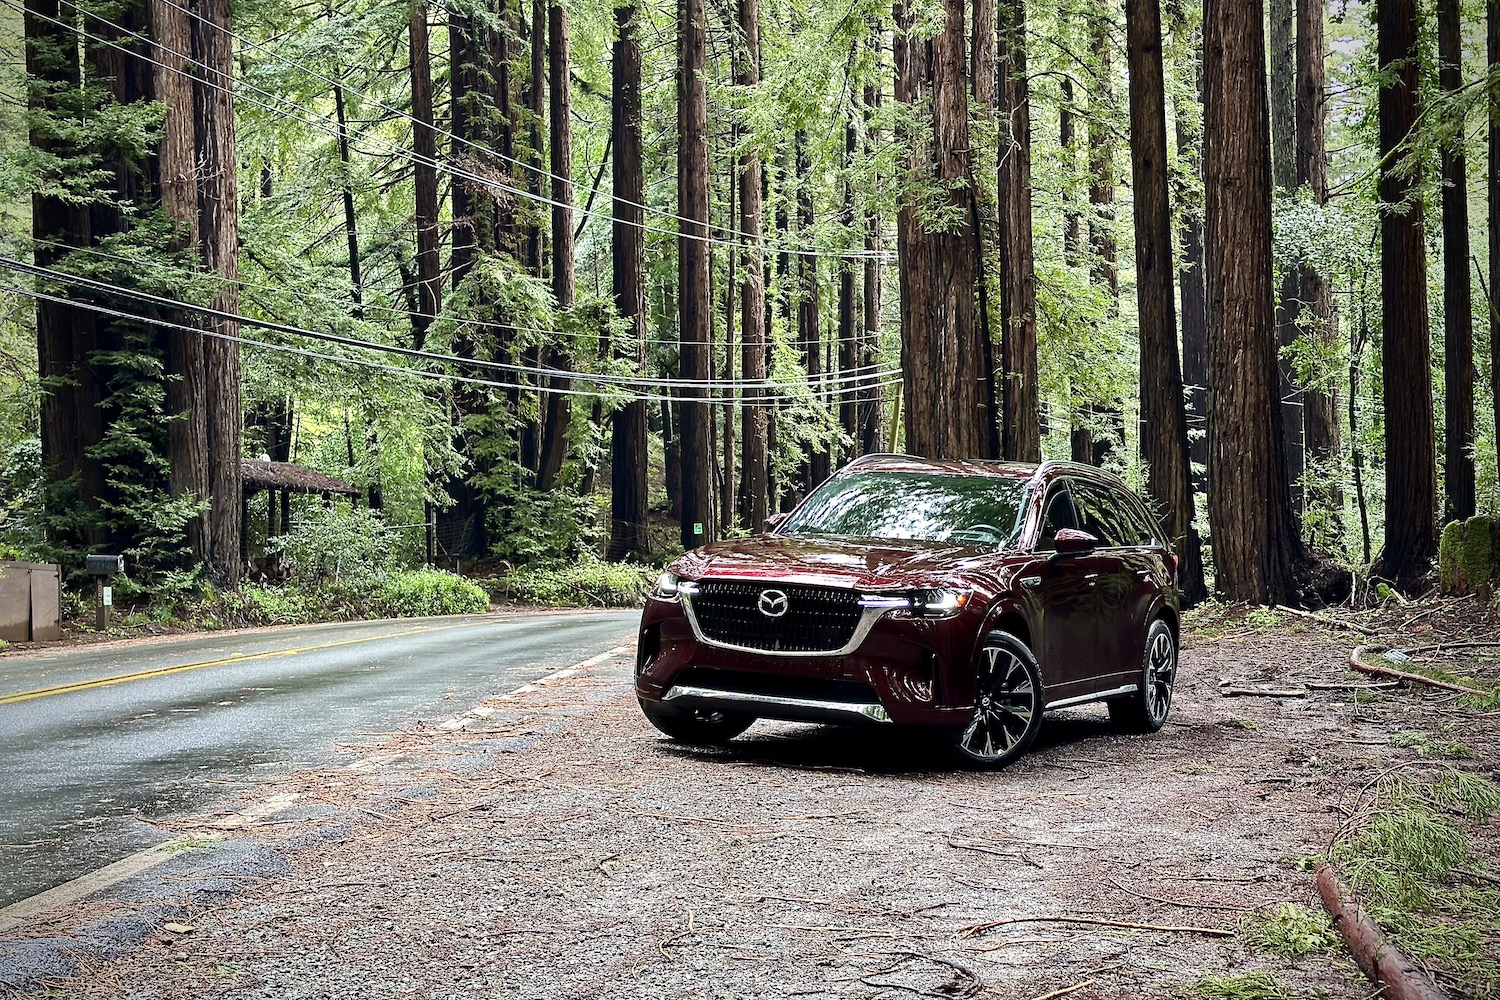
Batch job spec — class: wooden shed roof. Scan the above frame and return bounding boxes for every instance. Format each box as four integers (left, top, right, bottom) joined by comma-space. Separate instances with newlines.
241, 459, 360, 496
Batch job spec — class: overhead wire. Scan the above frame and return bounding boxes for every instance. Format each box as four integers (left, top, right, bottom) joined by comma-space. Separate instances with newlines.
0, 281, 899, 406
0, 256, 901, 394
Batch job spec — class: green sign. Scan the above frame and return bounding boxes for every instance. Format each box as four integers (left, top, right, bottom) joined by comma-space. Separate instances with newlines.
693, 522, 704, 536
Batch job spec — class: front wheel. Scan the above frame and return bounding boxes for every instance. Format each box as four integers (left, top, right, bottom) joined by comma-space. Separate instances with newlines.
1107, 618, 1177, 733
949, 631, 1044, 769
639, 699, 755, 746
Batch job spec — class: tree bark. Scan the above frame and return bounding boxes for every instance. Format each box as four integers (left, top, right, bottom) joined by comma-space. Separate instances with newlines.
997, 0, 1040, 462
608, 0, 651, 561
1126, 0, 1206, 604
1173, 37, 1208, 495
679, 0, 716, 548
1377, 0, 1438, 582
1297, 0, 1341, 522
738, 0, 769, 529
536, 0, 574, 493
1203, 0, 1303, 603
408, 2, 440, 350
191, 0, 242, 583
972, 0, 1002, 459
895, 0, 982, 460
1439, 0, 1475, 522
1086, 16, 1120, 467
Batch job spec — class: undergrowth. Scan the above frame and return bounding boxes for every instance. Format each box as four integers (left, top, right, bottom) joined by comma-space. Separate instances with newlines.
1240, 903, 1339, 957
1328, 767, 1500, 998
1189, 972, 1293, 1000
167, 569, 489, 628
484, 558, 651, 607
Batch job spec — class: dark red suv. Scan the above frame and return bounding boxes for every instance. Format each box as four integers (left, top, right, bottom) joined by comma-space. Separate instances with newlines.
635, 455, 1181, 768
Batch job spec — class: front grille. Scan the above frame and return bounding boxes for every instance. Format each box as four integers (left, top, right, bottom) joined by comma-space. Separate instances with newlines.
689, 580, 864, 653
677, 666, 879, 704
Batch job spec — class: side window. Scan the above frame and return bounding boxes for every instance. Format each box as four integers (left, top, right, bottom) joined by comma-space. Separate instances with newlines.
1121, 497, 1163, 547
1035, 484, 1079, 550
1070, 482, 1129, 548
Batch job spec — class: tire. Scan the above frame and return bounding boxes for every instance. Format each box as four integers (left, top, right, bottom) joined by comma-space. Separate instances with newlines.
639, 698, 755, 746
1107, 618, 1177, 733
949, 630, 1044, 769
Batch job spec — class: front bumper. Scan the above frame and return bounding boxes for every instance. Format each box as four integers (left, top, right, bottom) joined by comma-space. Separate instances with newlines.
634, 595, 983, 728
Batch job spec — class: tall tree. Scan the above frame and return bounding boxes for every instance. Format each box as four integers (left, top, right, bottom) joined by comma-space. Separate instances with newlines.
191, 0, 242, 583
859, 55, 885, 456
1271, 0, 1304, 511
737, 0, 768, 530
1377, 0, 1438, 581
536, 0, 574, 492
895, 0, 984, 460
1296, 0, 1340, 521
1086, 14, 1120, 467
1171, 22, 1208, 494
1203, 0, 1303, 603
609, 0, 650, 560
1439, 0, 1475, 521
997, 0, 1040, 461
838, 118, 859, 454
794, 132, 828, 489
971, 0, 1001, 459
679, 0, 716, 547
1125, 0, 1206, 603
408, 1, 440, 351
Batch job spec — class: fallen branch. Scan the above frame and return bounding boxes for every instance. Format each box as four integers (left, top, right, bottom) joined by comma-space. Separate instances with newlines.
1104, 877, 1252, 912
1349, 646, 1489, 697
957, 915, 1232, 939
1029, 982, 1095, 1000
1305, 680, 1401, 691
1274, 605, 1378, 636
1316, 863, 1445, 1000
1218, 686, 1308, 698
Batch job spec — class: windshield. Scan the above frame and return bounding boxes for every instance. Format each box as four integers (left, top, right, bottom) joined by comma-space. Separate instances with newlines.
780, 471, 1028, 546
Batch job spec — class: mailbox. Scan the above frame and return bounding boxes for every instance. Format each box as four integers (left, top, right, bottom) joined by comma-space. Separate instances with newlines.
85, 554, 125, 577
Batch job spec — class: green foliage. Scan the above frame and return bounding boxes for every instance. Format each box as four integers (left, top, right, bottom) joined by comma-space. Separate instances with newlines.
181, 568, 486, 628
1188, 972, 1292, 1000
1438, 517, 1496, 595
1240, 903, 1340, 957
1329, 770, 1500, 997
372, 568, 489, 618
1392, 730, 1473, 759
0, 439, 44, 559
487, 557, 651, 607
271, 505, 396, 586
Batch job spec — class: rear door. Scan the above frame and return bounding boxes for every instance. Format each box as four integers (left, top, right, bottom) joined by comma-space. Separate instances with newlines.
1065, 480, 1139, 692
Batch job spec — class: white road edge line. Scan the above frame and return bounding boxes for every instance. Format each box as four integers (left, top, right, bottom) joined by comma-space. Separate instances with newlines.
436, 641, 638, 729
0, 792, 300, 933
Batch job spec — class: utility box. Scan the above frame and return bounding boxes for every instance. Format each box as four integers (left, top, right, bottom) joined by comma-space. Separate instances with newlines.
0, 562, 62, 643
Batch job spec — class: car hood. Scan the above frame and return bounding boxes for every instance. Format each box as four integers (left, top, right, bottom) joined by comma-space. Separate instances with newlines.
673, 534, 1003, 591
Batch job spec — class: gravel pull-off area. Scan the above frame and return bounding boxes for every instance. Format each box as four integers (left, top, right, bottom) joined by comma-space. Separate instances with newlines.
5, 604, 1498, 1000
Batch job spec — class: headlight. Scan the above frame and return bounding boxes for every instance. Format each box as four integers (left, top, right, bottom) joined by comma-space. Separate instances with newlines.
653, 571, 698, 600
858, 588, 971, 618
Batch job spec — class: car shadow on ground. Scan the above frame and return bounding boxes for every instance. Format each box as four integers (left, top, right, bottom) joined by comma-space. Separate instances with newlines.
648, 708, 1122, 777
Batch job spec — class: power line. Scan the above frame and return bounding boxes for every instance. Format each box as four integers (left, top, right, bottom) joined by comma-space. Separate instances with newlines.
0, 281, 898, 407
0, 256, 900, 394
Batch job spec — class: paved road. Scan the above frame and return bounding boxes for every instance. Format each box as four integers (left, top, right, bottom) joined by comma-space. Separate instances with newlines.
0, 611, 638, 908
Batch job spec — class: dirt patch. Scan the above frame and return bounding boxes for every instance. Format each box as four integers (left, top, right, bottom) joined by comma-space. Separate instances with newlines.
7, 601, 1497, 999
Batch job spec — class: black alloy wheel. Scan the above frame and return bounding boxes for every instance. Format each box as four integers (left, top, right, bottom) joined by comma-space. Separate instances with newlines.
951, 630, 1044, 769
1107, 617, 1177, 733
639, 699, 755, 746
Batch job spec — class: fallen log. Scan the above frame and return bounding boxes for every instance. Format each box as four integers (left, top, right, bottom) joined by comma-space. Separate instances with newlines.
1218, 686, 1308, 698
1316, 864, 1445, 1000
957, 915, 1232, 939
1349, 646, 1489, 697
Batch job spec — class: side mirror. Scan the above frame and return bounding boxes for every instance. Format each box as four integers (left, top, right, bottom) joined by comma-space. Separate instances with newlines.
1052, 528, 1098, 556
764, 512, 790, 533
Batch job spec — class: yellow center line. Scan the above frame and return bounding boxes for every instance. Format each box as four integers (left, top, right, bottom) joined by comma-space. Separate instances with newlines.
0, 621, 478, 706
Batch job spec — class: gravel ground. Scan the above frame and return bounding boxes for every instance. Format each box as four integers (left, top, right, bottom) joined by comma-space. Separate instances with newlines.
5, 601, 1498, 1000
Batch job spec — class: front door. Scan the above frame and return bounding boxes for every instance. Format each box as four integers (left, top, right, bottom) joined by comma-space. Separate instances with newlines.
1031, 483, 1105, 704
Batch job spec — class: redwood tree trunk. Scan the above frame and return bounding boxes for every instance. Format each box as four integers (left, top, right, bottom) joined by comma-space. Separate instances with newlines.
536, 0, 574, 493
1203, 0, 1303, 603
738, 0, 769, 529
1086, 16, 1120, 467
192, 0, 242, 583
1174, 41, 1208, 495
609, 0, 650, 560
1439, 0, 1475, 521
679, 0, 716, 548
1125, 0, 1206, 604
860, 57, 885, 456
409, 3, 440, 350
997, 0, 1040, 462
1377, 0, 1438, 582
1271, 0, 1304, 514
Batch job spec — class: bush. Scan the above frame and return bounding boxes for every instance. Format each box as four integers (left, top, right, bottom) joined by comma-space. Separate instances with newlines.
488, 558, 651, 607
171, 569, 488, 629
373, 569, 489, 617
270, 505, 396, 586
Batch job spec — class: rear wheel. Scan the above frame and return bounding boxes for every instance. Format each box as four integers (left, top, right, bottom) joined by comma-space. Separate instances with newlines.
639, 699, 755, 746
950, 631, 1044, 769
1107, 618, 1176, 733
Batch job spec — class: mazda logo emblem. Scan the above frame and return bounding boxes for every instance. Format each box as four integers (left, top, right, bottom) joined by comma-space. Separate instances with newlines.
757, 589, 790, 618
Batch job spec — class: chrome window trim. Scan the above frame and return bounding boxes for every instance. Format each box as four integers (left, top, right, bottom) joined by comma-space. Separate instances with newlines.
682, 582, 889, 657
663, 684, 893, 723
